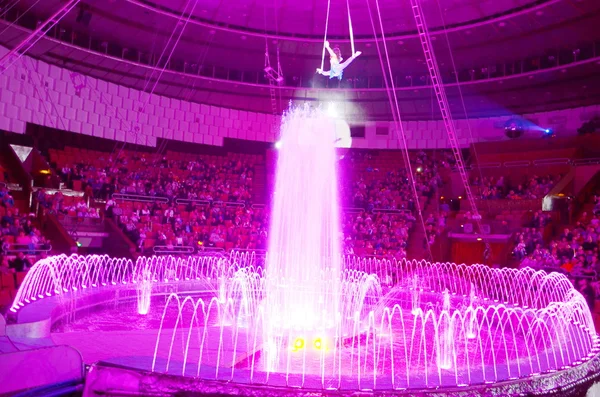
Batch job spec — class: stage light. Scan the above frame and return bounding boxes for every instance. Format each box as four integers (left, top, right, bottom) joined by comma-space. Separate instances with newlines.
314, 338, 323, 350
274, 141, 282, 150
476, 237, 483, 241
416, 166, 423, 173
504, 118, 524, 139
292, 337, 305, 351
458, 196, 463, 200
76, 241, 82, 247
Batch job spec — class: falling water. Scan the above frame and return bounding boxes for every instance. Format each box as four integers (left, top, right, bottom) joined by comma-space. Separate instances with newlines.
264, 105, 343, 366
137, 268, 152, 315
11, 254, 600, 389
438, 289, 453, 370
411, 275, 421, 315
467, 282, 477, 339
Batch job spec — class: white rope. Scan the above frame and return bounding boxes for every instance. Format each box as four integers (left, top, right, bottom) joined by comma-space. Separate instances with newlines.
347, 0, 355, 55
365, 0, 434, 261
320, 0, 332, 70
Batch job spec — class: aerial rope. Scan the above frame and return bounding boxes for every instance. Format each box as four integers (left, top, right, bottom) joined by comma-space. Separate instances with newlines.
320, 0, 332, 71
346, 0, 355, 55
364, 0, 434, 261
317, 0, 361, 80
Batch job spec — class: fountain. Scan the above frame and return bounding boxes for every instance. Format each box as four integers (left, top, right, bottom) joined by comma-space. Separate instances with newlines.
7, 105, 600, 394
262, 106, 343, 371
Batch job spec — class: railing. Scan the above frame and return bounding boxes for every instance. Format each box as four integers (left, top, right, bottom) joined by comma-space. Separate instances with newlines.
112, 193, 169, 204
504, 160, 531, 168
456, 157, 575, 172
119, 194, 248, 209
475, 162, 502, 169
533, 158, 571, 166
174, 198, 211, 207
5, 243, 52, 254
572, 157, 600, 166
32, 186, 85, 197
372, 208, 413, 215
449, 220, 512, 235
59, 215, 103, 226
343, 207, 365, 214
474, 198, 543, 213
152, 245, 196, 255
1, 9, 599, 91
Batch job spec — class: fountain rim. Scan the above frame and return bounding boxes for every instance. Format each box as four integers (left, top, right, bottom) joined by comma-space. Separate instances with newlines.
89, 351, 600, 396
6, 254, 600, 395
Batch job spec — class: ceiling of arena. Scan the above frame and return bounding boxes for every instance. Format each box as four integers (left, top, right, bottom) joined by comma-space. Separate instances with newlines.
1, 0, 600, 120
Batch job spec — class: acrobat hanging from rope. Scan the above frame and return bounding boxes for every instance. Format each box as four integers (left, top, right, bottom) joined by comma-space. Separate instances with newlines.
315, 0, 361, 81
316, 41, 361, 81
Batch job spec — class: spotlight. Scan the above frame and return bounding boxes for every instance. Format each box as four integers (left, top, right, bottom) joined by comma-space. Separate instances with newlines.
543, 128, 555, 138
458, 196, 463, 200
476, 237, 483, 241
76, 241, 82, 247
504, 118, 524, 139
314, 338, 323, 350
292, 338, 305, 351
416, 166, 423, 173
274, 141, 282, 150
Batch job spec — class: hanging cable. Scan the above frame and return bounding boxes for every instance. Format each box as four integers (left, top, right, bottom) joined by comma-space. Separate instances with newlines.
320, 0, 332, 71
0, 0, 43, 37
434, 0, 490, 218
346, 0, 355, 55
364, 0, 434, 261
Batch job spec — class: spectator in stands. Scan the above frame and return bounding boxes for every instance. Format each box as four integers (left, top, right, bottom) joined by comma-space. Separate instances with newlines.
579, 278, 597, 312
9, 252, 32, 272
1, 191, 14, 207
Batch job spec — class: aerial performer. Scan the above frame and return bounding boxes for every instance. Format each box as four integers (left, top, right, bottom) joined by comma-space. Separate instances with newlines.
316, 41, 361, 81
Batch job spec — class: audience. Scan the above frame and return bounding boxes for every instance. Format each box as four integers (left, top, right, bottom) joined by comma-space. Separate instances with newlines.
52, 150, 255, 203
516, 196, 600, 308
473, 174, 561, 200
1, 208, 50, 257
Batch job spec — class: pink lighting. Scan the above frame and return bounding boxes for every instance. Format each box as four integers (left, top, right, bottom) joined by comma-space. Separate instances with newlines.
264, 105, 342, 336
8, 252, 600, 390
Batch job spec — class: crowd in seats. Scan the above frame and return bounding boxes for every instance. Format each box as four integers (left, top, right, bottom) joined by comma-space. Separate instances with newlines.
0, 199, 47, 279
342, 210, 415, 258
49, 147, 257, 203
43, 146, 455, 258
518, 203, 600, 278
340, 150, 449, 210
107, 199, 268, 253
35, 190, 100, 218
0, 185, 15, 207
44, 147, 263, 253
472, 174, 562, 200
336, 150, 453, 257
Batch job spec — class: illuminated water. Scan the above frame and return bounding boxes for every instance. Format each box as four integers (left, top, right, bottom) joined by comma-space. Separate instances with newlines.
11, 107, 599, 390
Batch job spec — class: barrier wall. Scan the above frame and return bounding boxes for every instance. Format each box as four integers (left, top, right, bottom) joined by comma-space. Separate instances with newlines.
1, 45, 598, 149
0, 345, 84, 394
